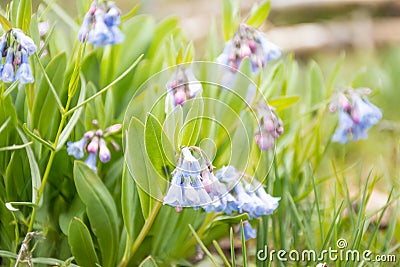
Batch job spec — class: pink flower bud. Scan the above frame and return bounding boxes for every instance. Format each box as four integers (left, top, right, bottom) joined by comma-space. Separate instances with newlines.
87, 136, 99, 153
106, 124, 122, 134
174, 87, 186, 105
99, 138, 111, 163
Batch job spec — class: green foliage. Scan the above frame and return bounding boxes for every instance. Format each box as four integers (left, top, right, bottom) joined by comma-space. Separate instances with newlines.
0, 0, 398, 266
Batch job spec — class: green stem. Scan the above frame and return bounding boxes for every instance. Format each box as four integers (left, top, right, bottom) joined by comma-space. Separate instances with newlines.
118, 201, 163, 267
27, 96, 73, 233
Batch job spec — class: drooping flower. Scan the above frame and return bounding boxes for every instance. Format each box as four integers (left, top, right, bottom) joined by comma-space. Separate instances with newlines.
217, 23, 281, 73
331, 88, 382, 143
242, 220, 257, 240
163, 147, 212, 209
254, 102, 284, 151
1, 48, 15, 83
0, 29, 36, 84
85, 152, 98, 172
67, 138, 87, 159
78, 0, 124, 46
15, 50, 34, 84
66, 120, 121, 171
165, 67, 203, 111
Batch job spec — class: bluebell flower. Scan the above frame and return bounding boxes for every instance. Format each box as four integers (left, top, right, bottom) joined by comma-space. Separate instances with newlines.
88, 10, 113, 46
85, 152, 98, 172
216, 24, 281, 73
221, 192, 239, 215
67, 138, 87, 159
79, 1, 125, 46
1, 48, 15, 83
242, 221, 257, 240
104, 3, 121, 27
78, 14, 92, 42
16, 50, 34, 84
164, 147, 212, 209
255, 104, 284, 151
99, 138, 111, 163
0, 36, 7, 55
165, 67, 203, 112
13, 29, 37, 55
332, 109, 354, 143
331, 89, 382, 143
256, 185, 280, 215
87, 136, 99, 153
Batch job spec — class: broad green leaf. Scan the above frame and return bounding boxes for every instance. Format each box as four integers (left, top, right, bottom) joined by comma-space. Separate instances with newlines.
144, 113, 175, 178
121, 163, 144, 240
182, 41, 194, 63
245, 0, 271, 28
209, 213, 249, 228
229, 110, 253, 171
68, 217, 99, 267
125, 117, 162, 218
180, 97, 204, 146
33, 52, 67, 140
139, 256, 158, 267
74, 162, 119, 267
17, 128, 42, 206
0, 14, 12, 31
56, 75, 87, 151
268, 95, 300, 111
16, 0, 32, 33
222, 0, 240, 41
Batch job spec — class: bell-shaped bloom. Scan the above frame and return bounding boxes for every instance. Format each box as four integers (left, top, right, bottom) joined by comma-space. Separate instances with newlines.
332, 109, 354, 143
99, 138, 111, 163
13, 29, 37, 55
1, 49, 15, 83
242, 221, 257, 240
255, 104, 284, 151
87, 136, 99, 153
85, 152, 97, 172
217, 24, 281, 73
331, 90, 382, 143
16, 50, 34, 84
78, 14, 92, 42
88, 10, 113, 46
164, 147, 212, 209
67, 138, 87, 159
165, 67, 203, 111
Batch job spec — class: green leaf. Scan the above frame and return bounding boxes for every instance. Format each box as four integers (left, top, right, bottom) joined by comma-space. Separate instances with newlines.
222, 0, 240, 41
268, 95, 300, 111
144, 113, 175, 179
17, 128, 42, 206
125, 117, 165, 218
43, 0, 79, 31
74, 162, 119, 267
180, 97, 204, 146
139, 256, 158, 267
68, 217, 100, 267
121, 163, 144, 241
209, 213, 249, 228
147, 17, 179, 58
308, 61, 325, 107
229, 110, 253, 171
16, 0, 32, 33
0, 142, 32, 152
33, 52, 67, 140
0, 14, 12, 31
245, 0, 271, 28
56, 75, 87, 151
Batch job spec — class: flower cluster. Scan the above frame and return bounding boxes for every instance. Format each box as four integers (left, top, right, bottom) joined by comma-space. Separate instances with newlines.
217, 23, 281, 72
67, 120, 121, 172
78, 0, 124, 46
254, 102, 284, 150
329, 88, 382, 143
165, 67, 202, 110
163, 148, 280, 240
0, 29, 36, 84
